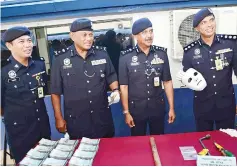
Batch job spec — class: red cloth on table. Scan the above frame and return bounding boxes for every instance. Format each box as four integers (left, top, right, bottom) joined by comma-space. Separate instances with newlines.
93, 131, 237, 166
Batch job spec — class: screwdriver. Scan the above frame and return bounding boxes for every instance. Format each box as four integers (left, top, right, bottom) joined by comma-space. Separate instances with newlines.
214, 142, 235, 157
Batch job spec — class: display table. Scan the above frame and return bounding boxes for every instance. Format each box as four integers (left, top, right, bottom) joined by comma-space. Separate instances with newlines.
93, 131, 237, 166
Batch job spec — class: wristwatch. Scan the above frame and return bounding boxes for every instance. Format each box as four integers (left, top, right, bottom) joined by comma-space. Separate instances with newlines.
123, 110, 129, 115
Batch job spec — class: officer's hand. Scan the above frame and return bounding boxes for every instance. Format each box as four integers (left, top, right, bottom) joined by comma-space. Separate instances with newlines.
56, 118, 67, 133
168, 109, 176, 124
125, 113, 135, 128
108, 91, 120, 105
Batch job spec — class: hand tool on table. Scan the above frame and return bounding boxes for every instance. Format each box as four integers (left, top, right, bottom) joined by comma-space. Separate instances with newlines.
214, 142, 235, 157
199, 134, 211, 156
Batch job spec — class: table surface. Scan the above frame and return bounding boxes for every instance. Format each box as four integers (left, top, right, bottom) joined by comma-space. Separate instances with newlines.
93, 131, 237, 166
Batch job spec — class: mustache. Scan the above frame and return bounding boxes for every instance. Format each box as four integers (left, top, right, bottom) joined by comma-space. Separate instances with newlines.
145, 38, 153, 41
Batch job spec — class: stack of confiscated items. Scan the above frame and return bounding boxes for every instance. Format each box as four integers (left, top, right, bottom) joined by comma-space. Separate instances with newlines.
68, 137, 100, 166
19, 138, 78, 166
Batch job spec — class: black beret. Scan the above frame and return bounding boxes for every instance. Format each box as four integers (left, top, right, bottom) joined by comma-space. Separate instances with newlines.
2, 26, 31, 43
193, 8, 215, 28
70, 18, 93, 32
132, 18, 152, 35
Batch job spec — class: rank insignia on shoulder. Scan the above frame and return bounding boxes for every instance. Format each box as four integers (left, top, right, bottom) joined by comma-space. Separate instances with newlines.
217, 34, 237, 40
183, 41, 199, 52
153, 45, 167, 52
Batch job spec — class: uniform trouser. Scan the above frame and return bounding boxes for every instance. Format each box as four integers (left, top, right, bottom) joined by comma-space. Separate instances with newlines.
194, 95, 236, 132
131, 115, 165, 136
129, 98, 165, 136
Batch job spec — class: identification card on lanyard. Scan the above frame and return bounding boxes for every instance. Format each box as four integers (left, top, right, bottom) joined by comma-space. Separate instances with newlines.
38, 87, 44, 98
215, 57, 223, 71
154, 77, 160, 87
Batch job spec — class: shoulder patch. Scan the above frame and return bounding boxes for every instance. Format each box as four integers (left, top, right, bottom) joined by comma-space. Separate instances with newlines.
92, 45, 107, 51
153, 45, 167, 52
1, 58, 11, 68
121, 47, 135, 56
183, 40, 199, 52
217, 34, 237, 41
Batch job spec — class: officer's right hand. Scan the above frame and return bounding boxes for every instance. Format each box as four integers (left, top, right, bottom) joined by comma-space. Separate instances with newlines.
56, 118, 67, 133
125, 113, 135, 128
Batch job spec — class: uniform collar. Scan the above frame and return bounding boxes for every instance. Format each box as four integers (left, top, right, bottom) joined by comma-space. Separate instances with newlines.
70, 44, 95, 58
8, 55, 34, 72
135, 45, 155, 54
198, 34, 221, 46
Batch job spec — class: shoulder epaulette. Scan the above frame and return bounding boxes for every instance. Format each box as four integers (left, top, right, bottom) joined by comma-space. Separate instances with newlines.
152, 45, 167, 53
92, 45, 107, 51
183, 40, 199, 52
121, 47, 135, 56
217, 34, 237, 40
1, 58, 11, 68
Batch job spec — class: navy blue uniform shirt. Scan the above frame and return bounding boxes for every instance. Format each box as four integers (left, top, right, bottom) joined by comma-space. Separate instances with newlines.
182, 34, 237, 119
119, 45, 172, 119
50, 45, 117, 139
1, 56, 51, 163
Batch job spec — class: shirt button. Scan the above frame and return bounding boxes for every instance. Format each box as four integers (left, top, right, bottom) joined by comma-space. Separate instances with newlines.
131, 101, 134, 104
147, 77, 149, 79
134, 69, 137, 72
215, 92, 217, 95
14, 85, 17, 88
70, 115, 72, 117
209, 51, 212, 53
84, 61, 86, 63
147, 84, 149, 87
90, 101, 92, 103
67, 73, 70, 76
195, 96, 197, 98
214, 84, 216, 87
148, 98, 150, 100
38, 118, 40, 121
197, 62, 200, 64
91, 110, 93, 113
213, 76, 215, 78
210, 59, 213, 61
29, 82, 31, 85
148, 91, 150, 94
34, 100, 36, 104
87, 80, 90, 83
36, 109, 39, 112
14, 122, 17, 125
27, 73, 29, 75
88, 90, 91, 93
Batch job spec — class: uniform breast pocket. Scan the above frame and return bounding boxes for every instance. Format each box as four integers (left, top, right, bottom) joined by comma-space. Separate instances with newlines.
128, 66, 145, 81
62, 69, 77, 86
192, 58, 205, 70
5, 80, 25, 97
224, 52, 233, 66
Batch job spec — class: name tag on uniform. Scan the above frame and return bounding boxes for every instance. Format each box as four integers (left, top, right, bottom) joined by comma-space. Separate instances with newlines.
154, 77, 160, 87
215, 48, 233, 55
215, 57, 223, 71
38, 87, 44, 98
91, 59, 106, 66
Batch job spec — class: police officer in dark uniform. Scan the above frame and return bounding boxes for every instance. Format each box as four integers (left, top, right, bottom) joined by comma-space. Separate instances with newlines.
182, 8, 237, 131
119, 18, 176, 136
50, 18, 119, 139
1, 26, 51, 163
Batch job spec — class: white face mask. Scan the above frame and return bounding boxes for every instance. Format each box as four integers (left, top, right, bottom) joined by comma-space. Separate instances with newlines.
178, 68, 207, 91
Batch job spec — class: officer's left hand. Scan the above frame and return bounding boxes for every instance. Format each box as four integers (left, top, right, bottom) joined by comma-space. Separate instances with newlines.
168, 109, 176, 124
108, 91, 120, 105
